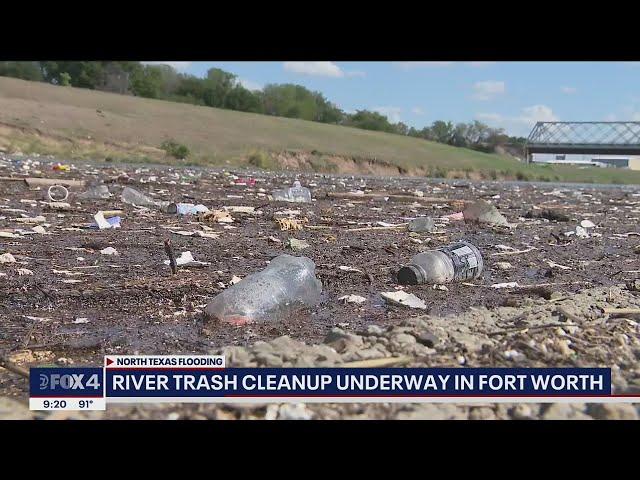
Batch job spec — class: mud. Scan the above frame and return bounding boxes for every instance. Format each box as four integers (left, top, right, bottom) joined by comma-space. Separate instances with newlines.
1, 154, 639, 419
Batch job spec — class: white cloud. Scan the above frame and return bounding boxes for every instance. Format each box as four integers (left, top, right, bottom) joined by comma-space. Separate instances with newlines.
239, 78, 262, 91
476, 104, 558, 135
393, 61, 454, 70
142, 61, 192, 71
373, 106, 402, 123
472, 80, 506, 101
411, 107, 425, 115
283, 61, 344, 78
561, 86, 577, 94
519, 104, 558, 123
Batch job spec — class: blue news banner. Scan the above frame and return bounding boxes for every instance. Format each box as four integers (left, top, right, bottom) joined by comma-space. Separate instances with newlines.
29, 355, 618, 411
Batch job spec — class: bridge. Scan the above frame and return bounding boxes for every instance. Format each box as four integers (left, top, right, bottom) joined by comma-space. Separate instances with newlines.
525, 121, 640, 163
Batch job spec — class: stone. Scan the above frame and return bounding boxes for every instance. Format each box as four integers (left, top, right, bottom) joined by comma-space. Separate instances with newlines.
462, 200, 508, 226
338, 294, 367, 305
323, 328, 364, 352
380, 291, 427, 310
588, 403, 639, 420
408, 216, 435, 233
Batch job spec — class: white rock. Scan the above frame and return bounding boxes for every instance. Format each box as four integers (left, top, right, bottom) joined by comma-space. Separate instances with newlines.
0, 253, 16, 263
100, 247, 119, 256
575, 226, 589, 238
494, 262, 513, 270
380, 291, 427, 309
230, 275, 242, 285
338, 294, 367, 304
580, 219, 596, 229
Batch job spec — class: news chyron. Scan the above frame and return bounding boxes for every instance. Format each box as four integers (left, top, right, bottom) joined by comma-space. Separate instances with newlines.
28, 354, 625, 411
29, 355, 225, 411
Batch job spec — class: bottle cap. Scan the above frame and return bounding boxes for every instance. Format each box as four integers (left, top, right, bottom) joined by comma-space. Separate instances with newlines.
397, 265, 423, 285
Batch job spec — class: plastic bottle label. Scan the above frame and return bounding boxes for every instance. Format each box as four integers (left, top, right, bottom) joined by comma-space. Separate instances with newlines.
439, 242, 482, 280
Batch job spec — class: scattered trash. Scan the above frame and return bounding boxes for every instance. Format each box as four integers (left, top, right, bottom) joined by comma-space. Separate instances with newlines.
92, 211, 121, 230
580, 219, 596, 229
31, 225, 46, 234
338, 294, 367, 304
46, 185, 69, 202
272, 181, 312, 203
198, 210, 234, 223
17, 268, 33, 276
230, 275, 242, 285
52, 163, 71, 172
205, 254, 322, 325
73, 318, 90, 324
167, 203, 210, 215
491, 282, 520, 289
575, 225, 589, 238
100, 247, 119, 255
77, 184, 111, 200
224, 206, 256, 214
121, 186, 169, 209
397, 241, 483, 285
286, 238, 311, 251
380, 291, 427, 309
408, 216, 435, 233
276, 218, 306, 231
0, 253, 16, 263
338, 266, 363, 273
463, 200, 508, 226
14, 215, 46, 224
494, 261, 513, 270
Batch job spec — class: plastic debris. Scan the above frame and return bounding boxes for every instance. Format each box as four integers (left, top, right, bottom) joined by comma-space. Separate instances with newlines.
272, 181, 312, 203
121, 186, 169, 209
380, 291, 427, 309
198, 210, 234, 223
580, 219, 596, 229
205, 254, 322, 325
338, 294, 367, 304
46, 185, 69, 202
286, 238, 311, 251
166, 203, 210, 215
100, 247, 119, 255
463, 200, 508, 226
92, 211, 121, 230
77, 184, 111, 200
397, 241, 483, 285
408, 216, 435, 233
0, 253, 16, 263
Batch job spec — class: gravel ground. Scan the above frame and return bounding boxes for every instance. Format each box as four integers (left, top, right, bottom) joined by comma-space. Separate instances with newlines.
1, 154, 639, 419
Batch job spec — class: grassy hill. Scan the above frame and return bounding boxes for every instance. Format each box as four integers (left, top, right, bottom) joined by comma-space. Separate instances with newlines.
1, 76, 639, 184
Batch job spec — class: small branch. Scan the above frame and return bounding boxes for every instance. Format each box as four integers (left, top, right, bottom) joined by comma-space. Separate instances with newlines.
340, 356, 412, 368
0, 356, 30, 379
164, 239, 178, 275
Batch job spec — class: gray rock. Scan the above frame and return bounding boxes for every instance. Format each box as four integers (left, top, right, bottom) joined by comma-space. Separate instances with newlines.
587, 403, 639, 420
393, 333, 417, 345
323, 328, 364, 352
463, 200, 508, 226
408, 216, 435, 233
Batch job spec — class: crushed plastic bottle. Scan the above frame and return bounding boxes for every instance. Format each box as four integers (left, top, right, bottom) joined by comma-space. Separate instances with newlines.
77, 184, 111, 200
272, 181, 312, 203
205, 254, 322, 325
397, 241, 483, 285
121, 186, 169, 209
166, 203, 210, 215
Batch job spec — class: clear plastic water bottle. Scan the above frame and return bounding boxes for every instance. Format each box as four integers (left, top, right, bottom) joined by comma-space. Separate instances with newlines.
205, 254, 322, 325
272, 181, 312, 203
121, 186, 169, 209
397, 241, 483, 285
77, 184, 111, 200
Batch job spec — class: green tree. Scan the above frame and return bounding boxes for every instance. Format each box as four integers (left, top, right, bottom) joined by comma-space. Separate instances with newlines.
345, 110, 396, 133
0, 62, 43, 81
59, 72, 71, 86
430, 120, 455, 144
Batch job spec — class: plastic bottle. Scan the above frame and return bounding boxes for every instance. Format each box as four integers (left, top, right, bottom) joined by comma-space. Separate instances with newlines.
166, 203, 210, 215
77, 184, 111, 200
397, 241, 483, 285
205, 254, 322, 325
121, 186, 169, 209
272, 181, 312, 203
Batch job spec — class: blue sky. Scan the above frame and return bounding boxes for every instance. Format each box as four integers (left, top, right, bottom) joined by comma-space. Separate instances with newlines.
146, 61, 640, 137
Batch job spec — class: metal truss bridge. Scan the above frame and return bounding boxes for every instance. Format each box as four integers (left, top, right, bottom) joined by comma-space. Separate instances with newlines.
525, 122, 640, 161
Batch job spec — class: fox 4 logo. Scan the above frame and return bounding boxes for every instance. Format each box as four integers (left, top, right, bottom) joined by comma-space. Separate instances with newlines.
39, 373, 101, 390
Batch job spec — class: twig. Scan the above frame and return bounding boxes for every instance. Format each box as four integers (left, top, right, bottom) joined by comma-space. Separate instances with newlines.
488, 323, 578, 337
0, 356, 30, 378
164, 239, 178, 275
340, 356, 412, 368
603, 308, 640, 315
491, 247, 537, 256
348, 224, 409, 232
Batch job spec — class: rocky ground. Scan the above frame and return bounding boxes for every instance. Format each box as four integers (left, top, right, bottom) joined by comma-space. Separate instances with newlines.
0, 154, 639, 420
